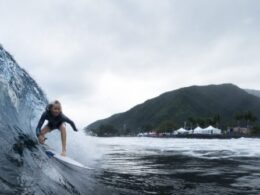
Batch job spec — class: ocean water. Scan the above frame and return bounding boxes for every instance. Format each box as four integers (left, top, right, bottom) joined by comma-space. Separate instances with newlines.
47, 134, 260, 195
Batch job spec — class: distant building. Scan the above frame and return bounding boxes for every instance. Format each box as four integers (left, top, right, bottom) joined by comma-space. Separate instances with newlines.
231, 127, 251, 134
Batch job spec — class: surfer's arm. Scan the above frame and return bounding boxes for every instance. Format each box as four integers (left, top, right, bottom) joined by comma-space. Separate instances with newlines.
63, 114, 78, 131
36, 112, 47, 136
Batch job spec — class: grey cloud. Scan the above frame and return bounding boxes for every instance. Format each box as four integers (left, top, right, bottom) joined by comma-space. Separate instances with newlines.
0, 0, 260, 125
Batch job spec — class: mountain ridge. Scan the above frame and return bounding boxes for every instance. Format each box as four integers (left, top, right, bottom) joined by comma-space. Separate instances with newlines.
86, 84, 260, 135
246, 89, 260, 98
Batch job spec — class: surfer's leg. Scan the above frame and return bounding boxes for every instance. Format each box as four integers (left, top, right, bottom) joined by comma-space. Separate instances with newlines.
38, 125, 50, 144
59, 124, 67, 156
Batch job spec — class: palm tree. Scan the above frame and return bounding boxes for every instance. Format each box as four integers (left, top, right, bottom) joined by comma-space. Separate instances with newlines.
187, 117, 196, 130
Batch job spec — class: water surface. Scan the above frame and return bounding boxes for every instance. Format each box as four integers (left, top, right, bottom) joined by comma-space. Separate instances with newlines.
89, 137, 260, 194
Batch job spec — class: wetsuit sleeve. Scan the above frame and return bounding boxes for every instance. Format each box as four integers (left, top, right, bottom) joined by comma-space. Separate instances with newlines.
35, 112, 47, 136
62, 114, 78, 131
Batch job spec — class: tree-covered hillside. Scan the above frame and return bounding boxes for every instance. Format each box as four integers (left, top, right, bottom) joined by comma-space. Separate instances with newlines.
86, 84, 260, 136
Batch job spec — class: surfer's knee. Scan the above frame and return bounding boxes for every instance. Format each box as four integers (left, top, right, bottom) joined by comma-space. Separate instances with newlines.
59, 124, 66, 132
40, 126, 49, 136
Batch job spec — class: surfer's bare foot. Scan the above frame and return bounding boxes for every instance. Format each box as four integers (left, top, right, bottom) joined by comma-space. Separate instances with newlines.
60, 151, 66, 156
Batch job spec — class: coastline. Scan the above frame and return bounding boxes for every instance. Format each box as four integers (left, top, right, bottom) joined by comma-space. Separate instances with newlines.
137, 134, 260, 139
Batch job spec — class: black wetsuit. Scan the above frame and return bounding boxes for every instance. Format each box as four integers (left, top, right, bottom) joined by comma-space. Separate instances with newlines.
36, 111, 77, 136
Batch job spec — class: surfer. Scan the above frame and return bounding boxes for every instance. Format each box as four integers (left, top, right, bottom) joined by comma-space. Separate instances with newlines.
36, 100, 78, 156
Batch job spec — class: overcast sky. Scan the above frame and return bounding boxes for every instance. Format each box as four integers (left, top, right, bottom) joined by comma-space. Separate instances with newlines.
0, 0, 260, 128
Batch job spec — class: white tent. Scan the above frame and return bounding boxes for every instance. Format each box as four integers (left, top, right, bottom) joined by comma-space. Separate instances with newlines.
193, 126, 221, 135
205, 126, 219, 130
204, 126, 221, 134
174, 128, 189, 135
193, 126, 204, 134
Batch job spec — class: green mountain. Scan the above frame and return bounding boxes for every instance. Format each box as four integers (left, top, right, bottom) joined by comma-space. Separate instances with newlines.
86, 84, 260, 136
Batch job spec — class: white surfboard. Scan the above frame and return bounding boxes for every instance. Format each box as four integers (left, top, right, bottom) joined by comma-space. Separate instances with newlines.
43, 145, 91, 169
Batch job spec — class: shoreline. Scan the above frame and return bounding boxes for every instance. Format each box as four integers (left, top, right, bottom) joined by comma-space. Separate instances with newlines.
137, 134, 260, 139
89, 134, 260, 139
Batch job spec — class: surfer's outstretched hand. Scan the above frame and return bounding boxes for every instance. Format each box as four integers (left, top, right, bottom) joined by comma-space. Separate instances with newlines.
38, 135, 45, 144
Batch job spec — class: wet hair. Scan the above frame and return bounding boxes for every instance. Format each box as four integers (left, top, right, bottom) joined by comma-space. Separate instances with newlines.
46, 100, 62, 112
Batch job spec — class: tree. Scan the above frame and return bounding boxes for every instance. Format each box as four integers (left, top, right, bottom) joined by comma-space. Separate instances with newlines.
213, 114, 221, 128
235, 112, 243, 127
93, 124, 119, 136
251, 115, 257, 124
234, 111, 257, 128
141, 124, 153, 132
157, 120, 176, 132
244, 111, 258, 128
196, 117, 206, 128
187, 117, 196, 130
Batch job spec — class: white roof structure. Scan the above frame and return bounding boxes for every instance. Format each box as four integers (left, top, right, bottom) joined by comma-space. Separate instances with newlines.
205, 126, 221, 134
193, 126, 221, 135
193, 126, 203, 134
194, 126, 203, 131
174, 128, 189, 134
204, 126, 214, 130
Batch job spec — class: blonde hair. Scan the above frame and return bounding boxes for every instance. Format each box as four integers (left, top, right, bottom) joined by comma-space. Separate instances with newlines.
46, 100, 62, 112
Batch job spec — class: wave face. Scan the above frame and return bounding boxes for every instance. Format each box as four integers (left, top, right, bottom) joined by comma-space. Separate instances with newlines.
0, 45, 47, 130
0, 45, 108, 195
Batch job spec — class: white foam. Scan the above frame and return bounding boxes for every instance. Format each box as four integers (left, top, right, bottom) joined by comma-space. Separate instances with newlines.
44, 134, 260, 168
45, 129, 101, 167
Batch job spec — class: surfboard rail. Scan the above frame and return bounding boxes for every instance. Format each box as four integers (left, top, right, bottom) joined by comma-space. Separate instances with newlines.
42, 144, 92, 169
